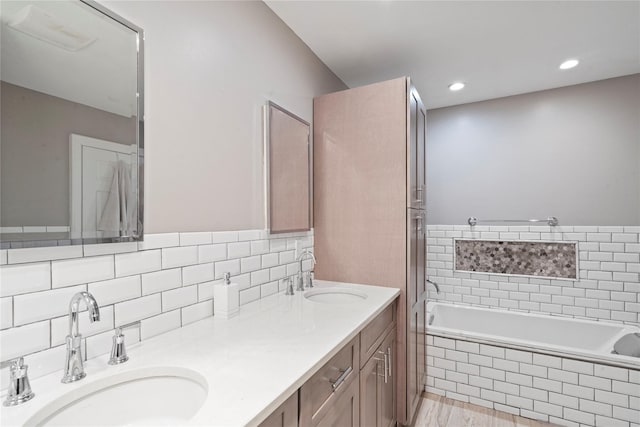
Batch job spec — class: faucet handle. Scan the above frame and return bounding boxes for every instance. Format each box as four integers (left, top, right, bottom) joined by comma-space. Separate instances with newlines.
283, 277, 294, 296
108, 321, 140, 365
1, 357, 35, 406
305, 270, 314, 288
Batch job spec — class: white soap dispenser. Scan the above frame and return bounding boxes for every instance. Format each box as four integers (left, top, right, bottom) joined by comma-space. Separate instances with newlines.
214, 272, 239, 319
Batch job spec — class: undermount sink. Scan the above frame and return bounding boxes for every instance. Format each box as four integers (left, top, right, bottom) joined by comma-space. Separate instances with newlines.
304, 287, 368, 304
26, 367, 207, 426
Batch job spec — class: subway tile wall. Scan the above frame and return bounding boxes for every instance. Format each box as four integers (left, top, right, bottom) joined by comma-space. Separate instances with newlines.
426, 335, 640, 427
426, 225, 640, 326
0, 229, 313, 387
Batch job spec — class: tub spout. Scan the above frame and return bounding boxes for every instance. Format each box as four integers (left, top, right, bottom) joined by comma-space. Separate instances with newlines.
426, 279, 440, 294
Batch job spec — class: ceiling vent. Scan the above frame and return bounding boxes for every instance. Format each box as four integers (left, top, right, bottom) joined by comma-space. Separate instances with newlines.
7, 4, 96, 52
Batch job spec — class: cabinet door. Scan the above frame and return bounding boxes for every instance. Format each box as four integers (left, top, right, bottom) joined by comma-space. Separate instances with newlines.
360, 351, 381, 427
259, 391, 298, 427
380, 331, 396, 427
316, 377, 359, 427
407, 84, 426, 210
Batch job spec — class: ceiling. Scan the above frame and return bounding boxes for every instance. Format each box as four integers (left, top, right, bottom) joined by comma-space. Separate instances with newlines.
265, 1, 640, 109
1, 1, 138, 117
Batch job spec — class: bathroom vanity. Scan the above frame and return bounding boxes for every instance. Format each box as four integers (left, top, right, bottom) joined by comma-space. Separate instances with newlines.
0, 281, 399, 426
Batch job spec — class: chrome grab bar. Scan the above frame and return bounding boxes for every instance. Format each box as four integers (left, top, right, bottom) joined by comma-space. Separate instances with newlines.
468, 217, 558, 227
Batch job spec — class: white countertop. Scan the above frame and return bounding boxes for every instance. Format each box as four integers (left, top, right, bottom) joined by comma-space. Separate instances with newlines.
1, 281, 399, 426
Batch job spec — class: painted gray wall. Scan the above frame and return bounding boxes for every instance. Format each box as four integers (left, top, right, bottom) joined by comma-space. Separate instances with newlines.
104, 1, 347, 233
0, 81, 136, 227
426, 74, 640, 226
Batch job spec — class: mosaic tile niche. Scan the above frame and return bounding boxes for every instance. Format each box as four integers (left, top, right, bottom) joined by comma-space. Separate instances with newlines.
455, 240, 577, 279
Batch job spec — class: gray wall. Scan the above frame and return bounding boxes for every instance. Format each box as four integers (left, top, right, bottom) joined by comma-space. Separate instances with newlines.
104, 1, 347, 233
426, 74, 640, 226
0, 81, 136, 227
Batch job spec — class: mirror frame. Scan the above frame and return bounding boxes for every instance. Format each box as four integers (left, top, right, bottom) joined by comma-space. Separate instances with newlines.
264, 101, 312, 234
1, 0, 145, 248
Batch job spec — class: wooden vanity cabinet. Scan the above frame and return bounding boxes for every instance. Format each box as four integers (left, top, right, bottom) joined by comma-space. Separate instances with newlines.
299, 336, 360, 427
259, 301, 398, 427
360, 305, 397, 427
259, 392, 299, 427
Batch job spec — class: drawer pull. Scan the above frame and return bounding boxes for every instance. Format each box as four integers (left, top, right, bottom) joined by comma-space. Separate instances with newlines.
330, 366, 353, 391
387, 346, 392, 379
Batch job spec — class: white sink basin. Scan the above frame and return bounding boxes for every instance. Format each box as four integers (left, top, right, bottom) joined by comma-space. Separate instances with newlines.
26, 367, 207, 426
304, 287, 368, 304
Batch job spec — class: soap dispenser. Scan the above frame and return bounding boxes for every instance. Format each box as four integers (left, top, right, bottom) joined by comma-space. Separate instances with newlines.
214, 272, 239, 319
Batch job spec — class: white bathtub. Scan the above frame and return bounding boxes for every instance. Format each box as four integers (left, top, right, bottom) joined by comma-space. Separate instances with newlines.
426, 302, 640, 369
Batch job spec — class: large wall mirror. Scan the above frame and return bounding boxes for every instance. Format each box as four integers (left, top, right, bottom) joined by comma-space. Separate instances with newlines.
0, 0, 144, 248
265, 102, 311, 234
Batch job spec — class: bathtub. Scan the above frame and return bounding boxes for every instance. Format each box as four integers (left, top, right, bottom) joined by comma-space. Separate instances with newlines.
426, 302, 640, 369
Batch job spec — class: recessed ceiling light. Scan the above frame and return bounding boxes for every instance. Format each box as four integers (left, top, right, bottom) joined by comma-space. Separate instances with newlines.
448, 82, 465, 91
559, 59, 579, 70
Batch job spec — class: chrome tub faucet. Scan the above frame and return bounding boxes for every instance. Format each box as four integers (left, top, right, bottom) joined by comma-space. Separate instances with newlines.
62, 291, 100, 383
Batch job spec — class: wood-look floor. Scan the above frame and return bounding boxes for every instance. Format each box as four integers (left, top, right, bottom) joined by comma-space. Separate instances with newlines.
414, 393, 556, 427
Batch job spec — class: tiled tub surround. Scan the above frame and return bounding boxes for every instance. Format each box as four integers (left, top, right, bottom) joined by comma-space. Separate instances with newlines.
427, 225, 640, 325
0, 229, 313, 390
425, 334, 640, 427
455, 239, 578, 279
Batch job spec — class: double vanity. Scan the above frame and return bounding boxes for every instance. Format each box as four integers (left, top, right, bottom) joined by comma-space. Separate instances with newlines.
1, 281, 399, 426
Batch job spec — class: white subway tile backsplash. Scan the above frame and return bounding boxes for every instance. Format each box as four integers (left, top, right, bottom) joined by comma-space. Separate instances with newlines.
0, 228, 312, 386
13, 285, 85, 326
214, 259, 241, 279
227, 242, 251, 259
161, 246, 198, 269
238, 230, 264, 241
115, 250, 161, 277
141, 268, 181, 295
0, 320, 49, 361
198, 244, 227, 263
88, 275, 141, 306
141, 309, 181, 340
211, 231, 239, 244
261, 281, 279, 297
52, 256, 114, 289
197, 281, 215, 301
250, 240, 270, 256
179, 232, 212, 246
182, 301, 213, 325
115, 294, 161, 326
0, 262, 50, 297
137, 233, 179, 250
22, 345, 66, 385
182, 263, 214, 286
239, 286, 260, 306
1, 297, 12, 329
162, 285, 198, 312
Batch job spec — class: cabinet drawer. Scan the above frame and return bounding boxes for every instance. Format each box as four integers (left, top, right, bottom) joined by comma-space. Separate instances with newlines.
360, 302, 396, 365
300, 336, 359, 425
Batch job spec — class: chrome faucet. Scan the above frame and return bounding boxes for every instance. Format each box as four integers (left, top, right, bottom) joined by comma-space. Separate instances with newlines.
62, 292, 100, 383
426, 279, 440, 294
296, 250, 317, 291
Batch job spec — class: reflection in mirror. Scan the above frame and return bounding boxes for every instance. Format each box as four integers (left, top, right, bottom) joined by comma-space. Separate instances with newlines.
265, 102, 311, 234
0, 0, 144, 248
